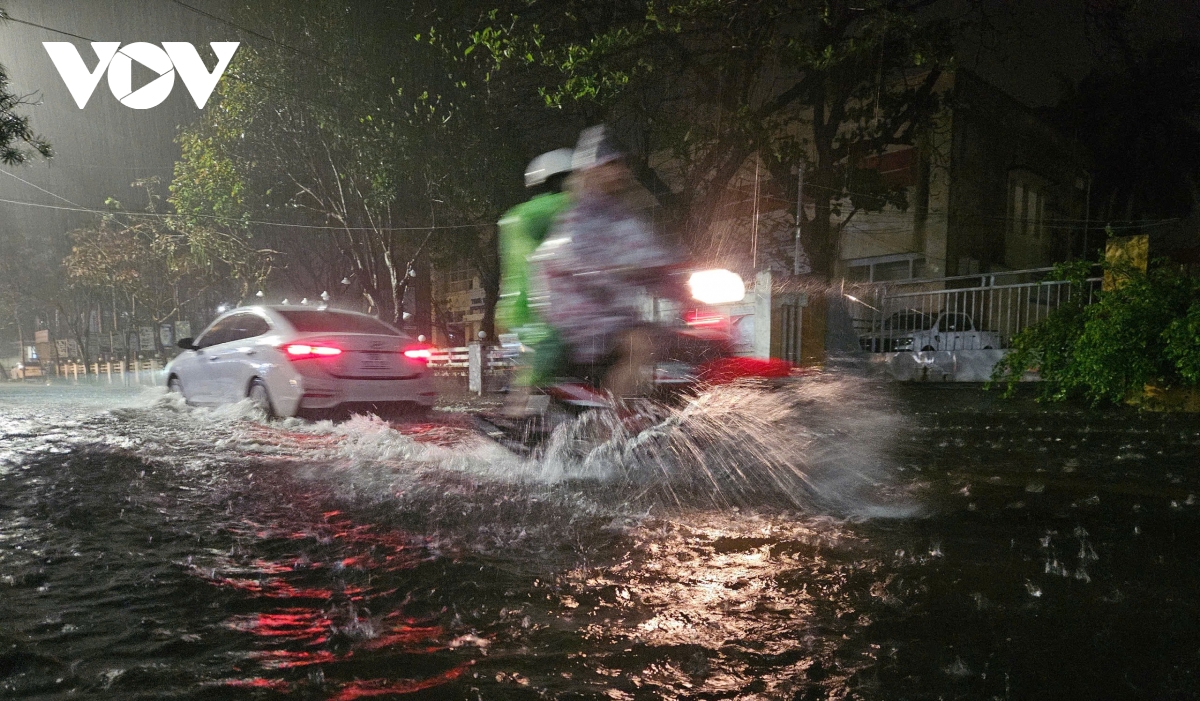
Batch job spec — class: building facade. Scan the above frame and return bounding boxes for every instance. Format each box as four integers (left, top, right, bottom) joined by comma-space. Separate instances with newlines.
431, 266, 485, 347
839, 70, 1091, 283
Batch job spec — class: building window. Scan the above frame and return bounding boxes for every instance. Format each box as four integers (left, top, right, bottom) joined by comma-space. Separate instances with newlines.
1009, 174, 1045, 241
874, 259, 914, 281
845, 254, 927, 283
444, 268, 474, 293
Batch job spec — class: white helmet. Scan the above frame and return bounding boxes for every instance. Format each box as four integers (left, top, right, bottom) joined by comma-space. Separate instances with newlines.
524, 148, 574, 188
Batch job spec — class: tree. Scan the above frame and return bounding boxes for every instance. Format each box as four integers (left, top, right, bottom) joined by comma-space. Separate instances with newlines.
992, 260, 1200, 405
170, 42, 429, 325
0, 11, 52, 360
459, 0, 965, 277
0, 49, 51, 164
65, 180, 272, 362
171, 1, 528, 334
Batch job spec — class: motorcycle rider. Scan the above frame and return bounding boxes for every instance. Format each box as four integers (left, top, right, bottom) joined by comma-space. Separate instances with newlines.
529, 125, 685, 400
495, 148, 573, 412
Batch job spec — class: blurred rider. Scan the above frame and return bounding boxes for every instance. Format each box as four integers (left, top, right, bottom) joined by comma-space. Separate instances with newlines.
530, 125, 684, 399
496, 148, 573, 408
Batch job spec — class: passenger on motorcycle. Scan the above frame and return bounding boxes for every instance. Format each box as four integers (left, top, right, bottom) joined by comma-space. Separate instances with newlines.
496, 148, 573, 399
529, 125, 686, 400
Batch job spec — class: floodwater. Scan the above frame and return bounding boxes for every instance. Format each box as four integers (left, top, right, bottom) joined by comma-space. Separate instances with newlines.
1, 375, 1198, 699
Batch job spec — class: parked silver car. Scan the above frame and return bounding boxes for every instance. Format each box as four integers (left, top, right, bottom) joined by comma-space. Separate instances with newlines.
864, 309, 1003, 352
890, 312, 1001, 352
859, 310, 936, 352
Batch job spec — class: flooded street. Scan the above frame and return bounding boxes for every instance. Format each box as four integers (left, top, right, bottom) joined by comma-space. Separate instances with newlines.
2, 377, 1199, 699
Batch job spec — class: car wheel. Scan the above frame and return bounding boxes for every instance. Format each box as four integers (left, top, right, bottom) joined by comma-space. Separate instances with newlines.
921, 345, 936, 352
983, 345, 994, 350
247, 378, 275, 418
167, 376, 183, 395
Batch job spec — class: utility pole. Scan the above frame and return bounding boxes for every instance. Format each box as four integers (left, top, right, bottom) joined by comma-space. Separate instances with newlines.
1081, 171, 1093, 260
794, 163, 805, 276
751, 157, 760, 270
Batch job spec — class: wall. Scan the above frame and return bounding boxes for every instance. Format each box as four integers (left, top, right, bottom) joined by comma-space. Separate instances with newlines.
838, 70, 1088, 281
946, 71, 1089, 275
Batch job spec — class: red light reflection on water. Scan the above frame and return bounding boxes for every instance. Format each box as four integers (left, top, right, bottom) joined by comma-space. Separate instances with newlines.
225, 609, 333, 640
208, 574, 337, 600
396, 421, 479, 447
357, 625, 442, 651
250, 648, 341, 669
218, 677, 292, 691
193, 509, 476, 696
329, 662, 473, 700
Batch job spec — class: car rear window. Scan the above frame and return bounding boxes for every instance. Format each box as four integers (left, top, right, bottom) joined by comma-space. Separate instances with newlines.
278, 310, 401, 336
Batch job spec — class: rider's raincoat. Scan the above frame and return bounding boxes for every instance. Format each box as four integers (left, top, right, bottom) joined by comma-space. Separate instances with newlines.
495, 191, 569, 341
530, 190, 679, 364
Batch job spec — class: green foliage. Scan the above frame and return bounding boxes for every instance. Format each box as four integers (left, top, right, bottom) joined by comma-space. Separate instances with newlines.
170, 61, 258, 224
991, 262, 1200, 404
168, 1, 527, 330
1163, 301, 1200, 385
0, 61, 51, 165
457, 0, 965, 274
65, 179, 272, 328
990, 261, 1093, 401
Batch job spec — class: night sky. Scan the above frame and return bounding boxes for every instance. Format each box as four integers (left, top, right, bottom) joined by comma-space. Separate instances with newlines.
0, 0, 1194, 245
0, 0, 228, 246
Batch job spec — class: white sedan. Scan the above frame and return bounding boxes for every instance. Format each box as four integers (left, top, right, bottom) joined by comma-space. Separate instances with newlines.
165, 306, 436, 418
891, 312, 1002, 352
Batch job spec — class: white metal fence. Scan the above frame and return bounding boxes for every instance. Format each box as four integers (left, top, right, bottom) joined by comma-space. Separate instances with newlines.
850, 267, 1102, 352
16, 359, 168, 385
427, 345, 516, 376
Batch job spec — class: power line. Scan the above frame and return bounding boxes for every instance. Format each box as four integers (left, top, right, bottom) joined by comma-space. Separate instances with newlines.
0, 195, 490, 232
0, 169, 82, 207
170, 0, 339, 72
0, 9, 380, 120
168, 0, 391, 94
0, 12, 93, 43
0, 13, 485, 235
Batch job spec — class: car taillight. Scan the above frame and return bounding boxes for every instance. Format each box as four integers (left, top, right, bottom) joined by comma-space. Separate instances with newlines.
403, 345, 432, 363
684, 310, 725, 328
284, 343, 343, 359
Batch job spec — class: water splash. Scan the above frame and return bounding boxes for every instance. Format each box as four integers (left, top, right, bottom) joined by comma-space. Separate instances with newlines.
532, 372, 915, 518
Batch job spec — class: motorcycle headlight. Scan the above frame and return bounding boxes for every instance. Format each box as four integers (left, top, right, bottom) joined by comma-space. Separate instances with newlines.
688, 269, 745, 305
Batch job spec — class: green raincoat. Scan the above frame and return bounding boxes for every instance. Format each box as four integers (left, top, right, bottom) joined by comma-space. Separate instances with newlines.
496, 191, 569, 383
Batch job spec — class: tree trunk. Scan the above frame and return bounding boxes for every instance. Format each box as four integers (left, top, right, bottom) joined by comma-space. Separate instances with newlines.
804, 191, 837, 282
480, 272, 500, 342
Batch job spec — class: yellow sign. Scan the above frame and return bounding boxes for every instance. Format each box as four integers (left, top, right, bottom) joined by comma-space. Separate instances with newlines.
1103, 234, 1148, 290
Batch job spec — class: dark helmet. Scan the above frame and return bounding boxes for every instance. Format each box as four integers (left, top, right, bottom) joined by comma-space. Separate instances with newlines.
571, 125, 623, 171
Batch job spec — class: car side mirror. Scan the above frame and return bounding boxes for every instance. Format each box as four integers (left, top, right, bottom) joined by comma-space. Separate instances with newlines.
177, 337, 196, 350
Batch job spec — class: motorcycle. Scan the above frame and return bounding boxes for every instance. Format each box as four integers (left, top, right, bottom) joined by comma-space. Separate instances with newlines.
475, 268, 793, 455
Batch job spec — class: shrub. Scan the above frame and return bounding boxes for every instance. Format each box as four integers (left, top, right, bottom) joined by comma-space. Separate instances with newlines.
991, 261, 1200, 404
1164, 301, 1200, 385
